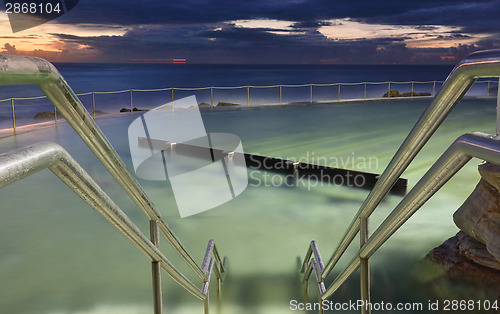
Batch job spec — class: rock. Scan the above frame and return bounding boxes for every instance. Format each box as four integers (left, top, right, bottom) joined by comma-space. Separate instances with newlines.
479, 162, 500, 191
453, 163, 500, 263
400, 91, 431, 97
35, 110, 107, 119
382, 90, 400, 98
421, 232, 500, 300
383, 90, 431, 98
216, 102, 239, 107
120, 107, 149, 112
33, 111, 56, 119
426, 232, 500, 277
417, 92, 432, 97
456, 231, 500, 270
198, 102, 211, 107
400, 92, 414, 97
420, 162, 500, 300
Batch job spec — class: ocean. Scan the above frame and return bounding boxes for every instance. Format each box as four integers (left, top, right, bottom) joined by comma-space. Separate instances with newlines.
54, 63, 456, 91
0, 63, 466, 129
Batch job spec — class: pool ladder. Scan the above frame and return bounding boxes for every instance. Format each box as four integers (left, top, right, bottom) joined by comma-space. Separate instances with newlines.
0, 54, 225, 313
300, 49, 500, 313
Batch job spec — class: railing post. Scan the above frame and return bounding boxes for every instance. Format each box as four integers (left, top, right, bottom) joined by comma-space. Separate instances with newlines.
280, 85, 282, 105
130, 89, 133, 116
497, 78, 500, 135
210, 87, 213, 108
286, 161, 300, 186
217, 274, 222, 313
338, 84, 341, 102
171, 88, 175, 112
247, 86, 250, 107
217, 266, 222, 296
304, 278, 309, 302
150, 220, 163, 314
54, 107, 57, 124
310, 84, 313, 104
360, 217, 371, 314
10, 98, 15, 133
364, 83, 367, 100
432, 81, 436, 96
388, 82, 391, 98
487, 80, 490, 97
92, 92, 96, 119
411, 81, 414, 97
318, 294, 324, 314
204, 291, 210, 314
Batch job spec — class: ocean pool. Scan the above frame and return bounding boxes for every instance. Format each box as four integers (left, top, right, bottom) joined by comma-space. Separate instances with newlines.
0, 97, 497, 313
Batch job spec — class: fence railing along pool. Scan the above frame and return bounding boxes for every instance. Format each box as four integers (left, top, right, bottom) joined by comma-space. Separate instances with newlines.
1, 78, 498, 135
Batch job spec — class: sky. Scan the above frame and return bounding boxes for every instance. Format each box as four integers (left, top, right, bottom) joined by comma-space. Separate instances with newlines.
0, 0, 499, 64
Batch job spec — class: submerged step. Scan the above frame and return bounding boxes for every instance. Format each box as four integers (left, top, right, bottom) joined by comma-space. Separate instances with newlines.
137, 136, 408, 195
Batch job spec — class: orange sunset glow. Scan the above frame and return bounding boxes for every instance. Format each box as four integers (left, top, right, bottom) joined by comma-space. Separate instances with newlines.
0, 11, 126, 61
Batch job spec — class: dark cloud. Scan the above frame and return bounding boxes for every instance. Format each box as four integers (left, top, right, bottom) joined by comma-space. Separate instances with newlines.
446, 44, 480, 60
51, 23, 432, 64
364, 0, 500, 34
436, 33, 472, 39
0, 35, 40, 39
2, 43, 17, 54
475, 35, 500, 50
13, 0, 499, 63
197, 27, 302, 47
58, 0, 494, 28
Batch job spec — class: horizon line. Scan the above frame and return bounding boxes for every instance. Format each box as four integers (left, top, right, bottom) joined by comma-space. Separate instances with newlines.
51, 61, 456, 66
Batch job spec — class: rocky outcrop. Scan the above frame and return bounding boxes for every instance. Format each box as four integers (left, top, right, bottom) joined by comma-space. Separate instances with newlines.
426, 232, 500, 280
382, 90, 431, 98
383, 90, 401, 98
422, 162, 500, 299
33, 111, 56, 119
216, 102, 239, 107
401, 91, 431, 97
34, 110, 107, 119
120, 107, 149, 112
421, 232, 500, 302
479, 162, 500, 191
453, 162, 500, 265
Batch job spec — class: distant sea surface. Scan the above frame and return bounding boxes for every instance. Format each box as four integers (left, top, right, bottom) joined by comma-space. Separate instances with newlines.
0, 63, 458, 127
0, 63, 455, 97
60, 63, 456, 92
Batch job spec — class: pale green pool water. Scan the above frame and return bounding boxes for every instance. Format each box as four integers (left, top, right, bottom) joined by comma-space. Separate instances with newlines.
0, 97, 496, 313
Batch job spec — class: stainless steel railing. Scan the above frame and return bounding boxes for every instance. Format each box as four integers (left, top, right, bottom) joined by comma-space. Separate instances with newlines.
0, 54, 225, 313
300, 49, 500, 314
0, 142, 224, 310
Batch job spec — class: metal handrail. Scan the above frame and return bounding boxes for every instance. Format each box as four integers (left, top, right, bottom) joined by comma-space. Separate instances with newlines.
301, 133, 500, 312
0, 54, 202, 273
0, 142, 205, 297
0, 54, 226, 313
332, 132, 499, 291
300, 49, 500, 313
0, 142, 225, 312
